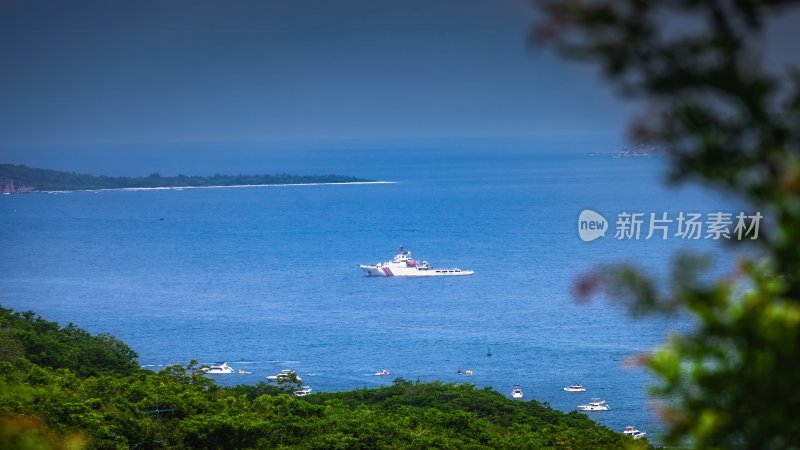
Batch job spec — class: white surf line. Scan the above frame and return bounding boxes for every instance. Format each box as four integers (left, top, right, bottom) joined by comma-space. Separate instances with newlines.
41, 180, 396, 194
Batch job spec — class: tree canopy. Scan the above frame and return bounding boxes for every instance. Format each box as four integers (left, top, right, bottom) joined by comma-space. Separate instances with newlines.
0, 307, 139, 377
0, 306, 649, 449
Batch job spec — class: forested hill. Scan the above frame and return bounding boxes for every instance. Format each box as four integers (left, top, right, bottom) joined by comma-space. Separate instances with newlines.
0, 306, 652, 449
0, 163, 375, 193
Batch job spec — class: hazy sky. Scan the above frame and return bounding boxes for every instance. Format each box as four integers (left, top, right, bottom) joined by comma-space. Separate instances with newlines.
2, 0, 798, 168
0, 0, 635, 151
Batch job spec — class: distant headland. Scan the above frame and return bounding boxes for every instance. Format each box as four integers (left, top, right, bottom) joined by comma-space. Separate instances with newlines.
586, 144, 664, 158
0, 163, 385, 194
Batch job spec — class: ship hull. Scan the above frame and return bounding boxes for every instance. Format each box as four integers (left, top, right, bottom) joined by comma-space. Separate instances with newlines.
360, 265, 474, 277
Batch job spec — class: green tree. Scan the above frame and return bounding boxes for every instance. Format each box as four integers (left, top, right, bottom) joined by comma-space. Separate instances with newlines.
0, 307, 139, 377
0, 329, 24, 361
534, 0, 800, 448
275, 371, 305, 395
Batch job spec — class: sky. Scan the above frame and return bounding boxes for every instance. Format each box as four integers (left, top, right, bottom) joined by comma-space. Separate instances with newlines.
0, 1, 632, 158
1, 0, 797, 173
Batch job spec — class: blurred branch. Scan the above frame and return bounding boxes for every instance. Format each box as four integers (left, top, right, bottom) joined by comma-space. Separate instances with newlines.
535, 0, 800, 446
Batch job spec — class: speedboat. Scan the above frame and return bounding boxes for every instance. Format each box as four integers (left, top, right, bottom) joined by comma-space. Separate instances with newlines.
237, 369, 251, 374
623, 426, 638, 435
294, 386, 312, 397
360, 245, 474, 277
267, 369, 302, 382
623, 426, 646, 439
564, 383, 586, 392
511, 385, 524, 399
374, 369, 390, 376
203, 363, 233, 374
577, 399, 610, 411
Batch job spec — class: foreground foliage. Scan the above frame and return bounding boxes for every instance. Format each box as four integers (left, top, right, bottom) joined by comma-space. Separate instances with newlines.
534, 0, 800, 448
0, 307, 648, 449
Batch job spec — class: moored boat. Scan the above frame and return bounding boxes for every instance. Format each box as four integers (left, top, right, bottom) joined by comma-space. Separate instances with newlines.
577, 399, 610, 411
267, 369, 302, 382
294, 386, 312, 397
623, 426, 647, 439
203, 363, 233, 374
564, 383, 586, 392
511, 385, 524, 399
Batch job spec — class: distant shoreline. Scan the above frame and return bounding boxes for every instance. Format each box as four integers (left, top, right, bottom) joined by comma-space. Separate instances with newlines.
4, 180, 396, 195
0, 163, 388, 194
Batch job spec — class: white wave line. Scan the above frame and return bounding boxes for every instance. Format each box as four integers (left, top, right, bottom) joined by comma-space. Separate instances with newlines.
42, 181, 396, 194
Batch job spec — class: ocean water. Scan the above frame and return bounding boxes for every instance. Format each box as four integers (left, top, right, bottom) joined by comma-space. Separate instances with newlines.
0, 149, 737, 443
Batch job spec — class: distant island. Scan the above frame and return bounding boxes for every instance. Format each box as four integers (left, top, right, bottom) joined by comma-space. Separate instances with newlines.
0, 163, 379, 194
586, 144, 664, 158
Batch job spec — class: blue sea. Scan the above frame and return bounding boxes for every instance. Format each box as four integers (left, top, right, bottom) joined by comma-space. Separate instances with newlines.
0, 148, 738, 444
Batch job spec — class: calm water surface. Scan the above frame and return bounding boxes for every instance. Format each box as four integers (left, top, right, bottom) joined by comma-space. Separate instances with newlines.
0, 149, 735, 442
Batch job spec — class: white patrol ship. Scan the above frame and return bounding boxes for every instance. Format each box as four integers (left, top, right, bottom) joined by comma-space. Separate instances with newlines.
360, 246, 474, 277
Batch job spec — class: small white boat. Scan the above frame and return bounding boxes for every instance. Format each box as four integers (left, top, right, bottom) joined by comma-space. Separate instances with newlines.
564, 383, 586, 392
267, 369, 302, 382
294, 386, 312, 397
623, 425, 648, 439
511, 385, 524, 399
577, 399, 610, 411
203, 363, 233, 374
374, 369, 391, 376
237, 369, 251, 375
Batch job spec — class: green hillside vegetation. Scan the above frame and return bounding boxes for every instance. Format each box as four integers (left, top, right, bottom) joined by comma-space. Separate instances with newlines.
0, 309, 138, 378
0, 163, 373, 192
0, 307, 650, 449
